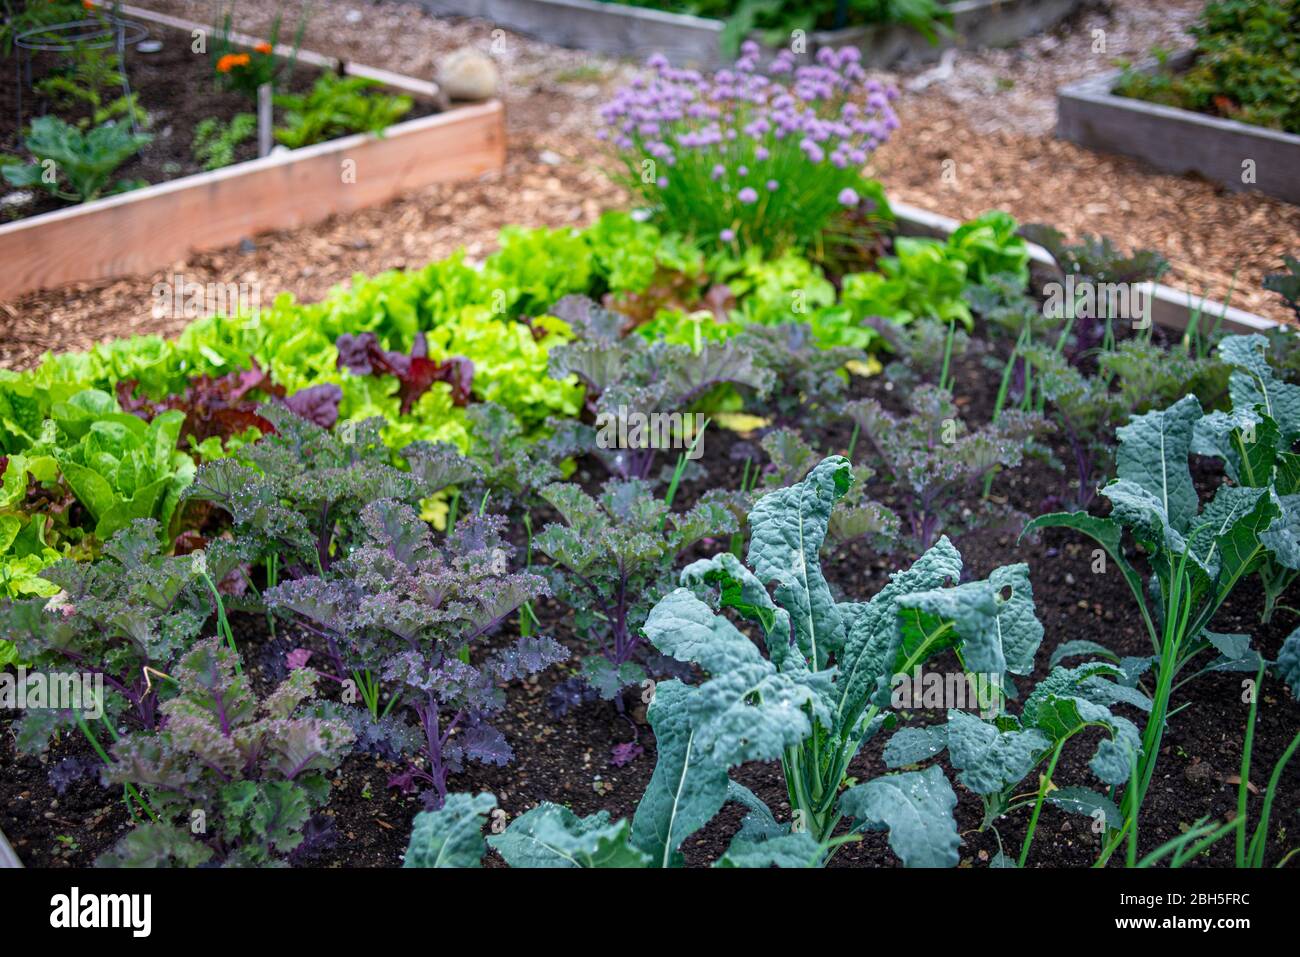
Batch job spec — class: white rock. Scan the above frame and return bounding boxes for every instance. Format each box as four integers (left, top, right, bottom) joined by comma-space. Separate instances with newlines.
438, 48, 500, 101
0, 190, 34, 207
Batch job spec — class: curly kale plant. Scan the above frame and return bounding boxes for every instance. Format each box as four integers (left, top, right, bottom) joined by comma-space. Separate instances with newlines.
0, 520, 245, 749
266, 500, 566, 808
533, 479, 736, 699
548, 295, 773, 479
186, 407, 473, 577
846, 385, 1046, 552
634, 457, 1046, 864
99, 638, 355, 867
730, 323, 865, 428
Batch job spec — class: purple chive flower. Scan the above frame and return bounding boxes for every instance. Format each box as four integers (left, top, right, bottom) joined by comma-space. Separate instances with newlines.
738, 187, 759, 204
657, 176, 669, 188
720, 228, 736, 242
838, 187, 859, 207
766, 179, 779, 191
711, 163, 725, 180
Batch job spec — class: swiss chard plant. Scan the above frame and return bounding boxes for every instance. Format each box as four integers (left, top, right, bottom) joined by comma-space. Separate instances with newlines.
265, 501, 567, 809
627, 456, 1048, 865
1023, 334, 1299, 862
99, 638, 355, 867
846, 385, 1047, 552
533, 478, 736, 700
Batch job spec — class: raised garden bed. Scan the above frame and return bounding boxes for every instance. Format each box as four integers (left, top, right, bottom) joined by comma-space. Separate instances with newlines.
412, 0, 1082, 68
0, 4, 505, 300
1, 29, 1298, 883
1058, 51, 1300, 205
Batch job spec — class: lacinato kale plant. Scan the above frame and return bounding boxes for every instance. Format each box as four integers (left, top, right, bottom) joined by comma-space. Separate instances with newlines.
883, 661, 1145, 866
266, 500, 566, 809
1024, 334, 1300, 863
637, 457, 1045, 863
99, 638, 355, 867
846, 385, 1047, 552
533, 478, 736, 699
750, 427, 899, 552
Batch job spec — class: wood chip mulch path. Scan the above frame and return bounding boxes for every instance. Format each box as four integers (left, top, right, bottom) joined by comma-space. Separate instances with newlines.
0, 0, 1294, 371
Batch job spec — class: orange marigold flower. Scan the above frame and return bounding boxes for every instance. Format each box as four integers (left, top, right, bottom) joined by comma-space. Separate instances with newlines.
82, 0, 94, 9
254, 42, 273, 54
216, 53, 251, 73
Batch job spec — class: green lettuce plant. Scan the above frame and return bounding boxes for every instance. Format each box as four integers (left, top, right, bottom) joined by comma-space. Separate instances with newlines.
38, 389, 196, 541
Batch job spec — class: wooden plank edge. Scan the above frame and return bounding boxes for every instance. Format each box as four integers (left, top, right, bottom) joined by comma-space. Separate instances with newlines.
106, 3, 443, 102
0, 101, 503, 237
891, 199, 1284, 336
0, 101, 505, 300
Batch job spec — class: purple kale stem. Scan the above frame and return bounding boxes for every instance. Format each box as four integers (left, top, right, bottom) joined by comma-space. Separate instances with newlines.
316, 502, 334, 572
1060, 412, 1095, 508
415, 694, 449, 809
213, 686, 232, 737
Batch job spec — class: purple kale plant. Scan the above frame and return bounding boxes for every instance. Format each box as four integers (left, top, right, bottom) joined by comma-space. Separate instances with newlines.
846, 385, 1047, 553
548, 296, 772, 480
265, 499, 566, 809
533, 479, 736, 699
99, 638, 355, 867
0, 519, 247, 750
185, 406, 474, 578
599, 43, 899, 255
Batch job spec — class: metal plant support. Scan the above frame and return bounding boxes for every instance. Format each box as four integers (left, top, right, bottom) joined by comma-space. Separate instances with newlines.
13, 15, 150, 137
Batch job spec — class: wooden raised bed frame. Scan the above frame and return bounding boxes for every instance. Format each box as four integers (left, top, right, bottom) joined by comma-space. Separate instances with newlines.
0, 5, 506, 302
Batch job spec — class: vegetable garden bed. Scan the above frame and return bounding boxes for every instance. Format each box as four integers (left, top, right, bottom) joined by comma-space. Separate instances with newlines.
409, 0, 1083, 68
1, 27, 1299, 879
1058, 51, 1300, 206
0, 4, 504, 300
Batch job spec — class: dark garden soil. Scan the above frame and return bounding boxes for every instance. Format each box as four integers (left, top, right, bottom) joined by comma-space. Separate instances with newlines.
3, 314, 1297, 868
0, 20, 437, 222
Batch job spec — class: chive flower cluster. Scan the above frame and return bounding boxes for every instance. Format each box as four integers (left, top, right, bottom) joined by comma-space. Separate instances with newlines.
599, 41, 900, 255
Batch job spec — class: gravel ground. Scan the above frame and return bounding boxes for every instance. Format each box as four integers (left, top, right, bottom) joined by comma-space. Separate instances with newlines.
0, 0, 1294, 369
